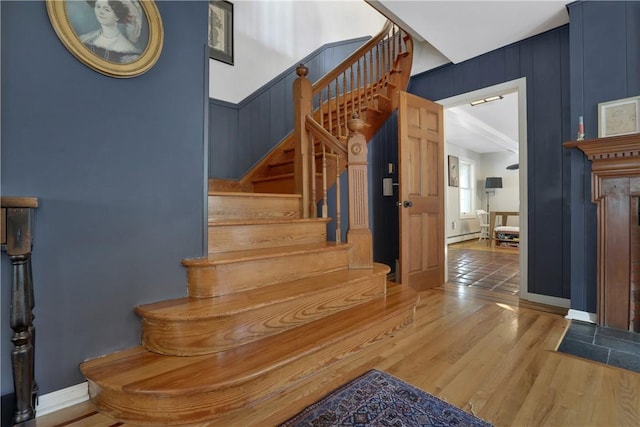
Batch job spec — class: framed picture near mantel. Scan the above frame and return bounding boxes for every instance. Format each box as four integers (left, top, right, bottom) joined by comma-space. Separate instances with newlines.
598, 96, 640, 138
209, 1, 234, 65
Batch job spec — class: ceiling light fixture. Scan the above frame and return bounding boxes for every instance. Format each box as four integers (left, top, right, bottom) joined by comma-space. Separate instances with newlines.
470, 95, 504, 106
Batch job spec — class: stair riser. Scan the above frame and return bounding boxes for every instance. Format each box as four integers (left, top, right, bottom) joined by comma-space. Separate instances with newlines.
141, 273, 387, 355
187, 248, 350, 298
208, 194, 300, 222
208, 221, 327, 254
269, 155, 331, 177
252, 178, 295, 194
86, 304, 416, 426
267, 161, 294, 176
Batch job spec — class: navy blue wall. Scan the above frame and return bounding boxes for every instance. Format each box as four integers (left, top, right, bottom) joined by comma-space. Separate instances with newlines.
1, 0, 208, 397
568, 0, 640, 312
370, 26, 573, 297
209, 38, 369, 179
369, 113, 400, 270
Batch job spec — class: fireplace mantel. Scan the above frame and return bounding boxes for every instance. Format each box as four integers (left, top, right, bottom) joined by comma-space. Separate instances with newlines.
565, 133, 640, 331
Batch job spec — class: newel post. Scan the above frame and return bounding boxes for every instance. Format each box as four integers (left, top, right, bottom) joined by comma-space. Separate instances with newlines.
293, 64, 313, 218
346, 114, 373, 269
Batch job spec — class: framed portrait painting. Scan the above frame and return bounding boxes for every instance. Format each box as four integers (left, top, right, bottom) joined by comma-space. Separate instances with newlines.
46, 0, 164, 78
209, 1, 234, 65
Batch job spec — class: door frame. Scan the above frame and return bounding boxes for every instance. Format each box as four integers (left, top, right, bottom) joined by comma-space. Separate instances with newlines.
436, 78, 530, 300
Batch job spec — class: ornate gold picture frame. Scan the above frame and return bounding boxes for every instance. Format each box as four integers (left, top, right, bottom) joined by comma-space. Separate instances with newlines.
46, 0, 163, 78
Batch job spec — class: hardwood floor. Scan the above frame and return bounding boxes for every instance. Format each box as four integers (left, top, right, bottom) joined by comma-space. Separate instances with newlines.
30, 285, 640, 427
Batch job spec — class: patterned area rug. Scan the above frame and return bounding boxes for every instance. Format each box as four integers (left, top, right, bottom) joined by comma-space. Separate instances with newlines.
279, 370, 493, 426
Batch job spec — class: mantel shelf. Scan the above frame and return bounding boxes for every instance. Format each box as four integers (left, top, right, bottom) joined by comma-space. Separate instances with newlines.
563, 133, 640, 161
1, 197, 38, 209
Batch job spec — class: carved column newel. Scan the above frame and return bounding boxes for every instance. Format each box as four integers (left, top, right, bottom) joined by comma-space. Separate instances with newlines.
293, 64, 312, 218
346, 114, 373, 269
1, 198, 38, 424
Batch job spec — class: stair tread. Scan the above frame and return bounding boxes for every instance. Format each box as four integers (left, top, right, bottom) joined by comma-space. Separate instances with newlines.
82, 284, 418, 394
183, 241, 351, 266
137, 263, 390, 320
208, 217, 330, 226
208, 191, 301, 199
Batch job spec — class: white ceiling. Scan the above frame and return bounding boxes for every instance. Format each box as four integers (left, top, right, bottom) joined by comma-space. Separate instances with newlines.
446, 92, 519, 153
367, 0, 570, 154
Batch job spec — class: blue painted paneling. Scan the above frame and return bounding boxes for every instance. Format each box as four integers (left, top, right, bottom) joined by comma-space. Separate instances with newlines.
527, 29, 567, 296
209, 38, 369, 179
370, 113, 399, 270
628, 2, 640, 95
0, 0, 207, 395
209, 101, 239, 179
568, 1, 640, 313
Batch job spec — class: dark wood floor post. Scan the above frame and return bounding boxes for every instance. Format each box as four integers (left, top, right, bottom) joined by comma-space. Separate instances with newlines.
2, 199, 38, 424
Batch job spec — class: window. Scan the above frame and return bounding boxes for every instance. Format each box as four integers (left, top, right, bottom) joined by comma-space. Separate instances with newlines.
459, 160, 474, 217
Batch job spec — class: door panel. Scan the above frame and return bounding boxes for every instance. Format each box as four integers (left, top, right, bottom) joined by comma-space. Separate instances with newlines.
398, 91, 444, 290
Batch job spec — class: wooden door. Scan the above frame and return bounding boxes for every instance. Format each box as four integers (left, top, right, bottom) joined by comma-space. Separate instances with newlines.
398, 91, 445, 290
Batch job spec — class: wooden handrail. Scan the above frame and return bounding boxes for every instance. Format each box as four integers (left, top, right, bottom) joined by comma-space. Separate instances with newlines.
311, 21, 394, 95
238, 21, 412, 193
292, 20, 413, 267
304, 115, 347, 159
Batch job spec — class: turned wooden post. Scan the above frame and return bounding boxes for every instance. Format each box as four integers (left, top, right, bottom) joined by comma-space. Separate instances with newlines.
346, 114, 373, 268
1, 197, 38, 424
293, 64, 313, 218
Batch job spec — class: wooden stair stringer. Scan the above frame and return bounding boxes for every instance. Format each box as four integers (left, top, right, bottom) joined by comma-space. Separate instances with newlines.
136, 263, 390, 355
81, 284, 419, 426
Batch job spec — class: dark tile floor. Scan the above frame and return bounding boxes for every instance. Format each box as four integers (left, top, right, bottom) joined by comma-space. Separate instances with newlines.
447, 246, 520, 295
558, 320, 640, 373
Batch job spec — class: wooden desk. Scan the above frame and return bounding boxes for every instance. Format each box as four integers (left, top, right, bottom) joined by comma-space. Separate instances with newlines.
1, 197, 38, 424
489, 211, 519, 229
490, 211, 519, 248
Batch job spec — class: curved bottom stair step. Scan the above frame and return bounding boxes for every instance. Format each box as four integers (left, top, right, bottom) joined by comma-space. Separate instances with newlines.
81, 283, 419, 426
136, 263, 390, 355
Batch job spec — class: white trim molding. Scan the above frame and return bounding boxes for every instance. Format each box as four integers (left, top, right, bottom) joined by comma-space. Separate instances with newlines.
521, 293, 570, 309
565, 309, 597, 324
36, 382, 89, 417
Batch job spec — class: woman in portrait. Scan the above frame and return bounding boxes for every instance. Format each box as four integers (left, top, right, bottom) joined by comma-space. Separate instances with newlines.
79, 0, 143, 64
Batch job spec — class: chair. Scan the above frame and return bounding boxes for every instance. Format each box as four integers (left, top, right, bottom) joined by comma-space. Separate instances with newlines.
476, 209, 490, 243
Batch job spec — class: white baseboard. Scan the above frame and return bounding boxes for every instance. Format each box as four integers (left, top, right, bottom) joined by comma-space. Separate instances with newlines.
520, 292, 570, 308
565, 309, 597, 324
36, 382, 89, 417
447, 233, 480, 244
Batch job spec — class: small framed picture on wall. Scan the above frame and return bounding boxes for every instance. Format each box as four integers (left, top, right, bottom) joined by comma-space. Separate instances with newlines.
209, 1, 233, 65
448, 155, 459, 187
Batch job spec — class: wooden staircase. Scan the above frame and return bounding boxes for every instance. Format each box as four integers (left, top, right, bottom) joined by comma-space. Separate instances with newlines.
80, 21, 417, 426
214, 21, 413, 195
81, 192, 418, 425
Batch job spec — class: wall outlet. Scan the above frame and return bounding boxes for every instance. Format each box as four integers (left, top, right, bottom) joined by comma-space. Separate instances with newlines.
451, 221, 456, 230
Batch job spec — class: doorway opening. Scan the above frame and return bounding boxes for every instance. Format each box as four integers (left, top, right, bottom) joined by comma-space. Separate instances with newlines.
437, 78, 528, 298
